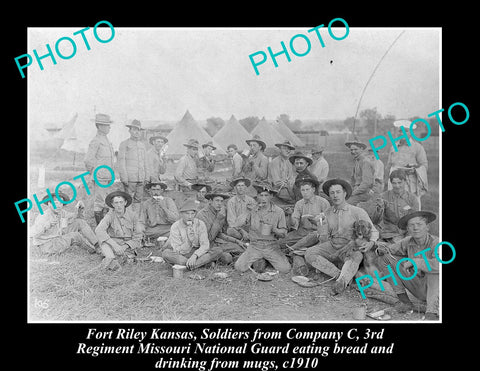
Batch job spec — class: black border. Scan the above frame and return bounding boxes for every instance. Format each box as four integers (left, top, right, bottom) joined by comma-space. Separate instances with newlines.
7, 4, 475, 368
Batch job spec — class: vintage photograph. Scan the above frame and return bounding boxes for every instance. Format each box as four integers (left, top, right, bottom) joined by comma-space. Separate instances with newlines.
26, 26, 440, 322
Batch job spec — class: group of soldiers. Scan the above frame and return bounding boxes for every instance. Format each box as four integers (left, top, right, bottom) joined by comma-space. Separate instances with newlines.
31, 113, 439, 320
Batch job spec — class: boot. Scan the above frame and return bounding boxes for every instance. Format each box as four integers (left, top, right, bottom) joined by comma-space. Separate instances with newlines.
218, 252, 233, 265
252, 258, 267, 273
394, 292, 414, 313
292, 255, 309, 276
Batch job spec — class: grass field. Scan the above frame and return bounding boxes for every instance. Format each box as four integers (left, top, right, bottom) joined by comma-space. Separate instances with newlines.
28, 144, 440, 322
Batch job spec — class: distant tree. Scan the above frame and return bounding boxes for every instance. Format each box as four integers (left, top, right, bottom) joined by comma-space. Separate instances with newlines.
343, 116, 355, 131
239, 116, 260, 132
205, 117, 225, 136
359, 108, 382, 136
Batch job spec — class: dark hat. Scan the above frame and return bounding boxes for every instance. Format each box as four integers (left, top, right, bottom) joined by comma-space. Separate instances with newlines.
179, 200, 199, 213
398, 211, 436, 230
311, 146, 325, 155
322, 178, 353, 199
145, 181, 168, 190
252, 181, 278, 195
202, 141, 216, 150
345, 140, 367, 150
229, 176, 251, 188
149, 135, 168, 145
246, 135, 266, 151
91, 113, 113, 125
41, 191, 70, 205
183, 139, 200, 149
191, 183, 212, 192
126, 119, 143, 130
105, 190, 133, 208
289, 151, 313, 166
275, 140, 295, 151
295, 173, 319, 188
205, 192, 230, 200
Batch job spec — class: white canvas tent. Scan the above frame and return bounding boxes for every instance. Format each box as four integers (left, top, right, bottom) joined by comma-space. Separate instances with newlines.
165, 110, 226, 155
58, 112, 126, 154
213, 114, 252, 151
272, 119, 305, 147
250, 117, 286, 148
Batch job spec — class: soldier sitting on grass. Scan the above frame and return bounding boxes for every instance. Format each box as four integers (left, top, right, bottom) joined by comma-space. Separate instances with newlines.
95, 190, 143, 270
30, 192, 98, 255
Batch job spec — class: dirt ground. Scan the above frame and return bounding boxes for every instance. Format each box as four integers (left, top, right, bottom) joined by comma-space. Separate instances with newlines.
28, 148, 437, 322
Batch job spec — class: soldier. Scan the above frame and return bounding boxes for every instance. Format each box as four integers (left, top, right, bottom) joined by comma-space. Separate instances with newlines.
289, 151, 319, 202
234, 182, 291, 274
243, 135, 269, 183
198, 141, 216, 178
146, 135, 168, 183
385, 120, 428, 209
95, 190, 143, 270
268, 140, 296, 203
84, 113, 116, 224
140, 181, 179, 241
345, 140, 376, 206
362, 210, 439, 320
162, 200, 222, 270
196, 192, 246, 264
226, 144, 243, 180
30, 192, 98, 255
304, 178, 379, 295
226, 177, 256, 240
308, 146, 329, 188
118, 119, 148, 215
174, 139, 200, 191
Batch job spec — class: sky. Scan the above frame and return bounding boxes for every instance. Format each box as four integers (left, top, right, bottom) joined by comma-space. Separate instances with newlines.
27, 26, 440, 129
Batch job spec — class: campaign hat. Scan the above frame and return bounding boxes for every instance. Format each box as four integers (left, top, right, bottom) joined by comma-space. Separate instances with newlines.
246, 135, 266, 151
183, 139, 200, 149
344, 140, 367, 150
275, 140, 295, 151
126, 119, 144, 130
91, 113, 114, 125
145, 181, 168, 190
179, 200, 199, 213
202, 141, 217, 150
204, 192, 230, 200
229, 176, 251, 188
149, 135, 168, 145
191, 183, 212, 192
398, 211, 436, 230
105, 190, 133, 208
252, 181, 278, 195
322, 178, 353, 199
289, 151, 313, 166
41, 191, 70, 205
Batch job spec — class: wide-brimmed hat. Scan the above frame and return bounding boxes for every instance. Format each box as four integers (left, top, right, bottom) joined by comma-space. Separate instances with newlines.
246, 135, 266, 151
398, 210, 436, 230
252, 181, 278, 195
345, 140, 367, 150
149, 135, 168, 145
275, 140, 295, 151
295, 173, 319, 188
229, 176, 251, 188
205, 192, 230, 200
126, 119, 144, 130
202, 141, 216, 150
393, 119, 417, 130
105, 190, 133, 208
289, 151, 313, 166
322, 178, 353, 199
311, 146, 325, 155
41, 191, 70, 205
145, 181, 168, 190
183, 139, 200, 149
179, 200, 199, 213
191, 183, 212, 192
91, 113, 113, 125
